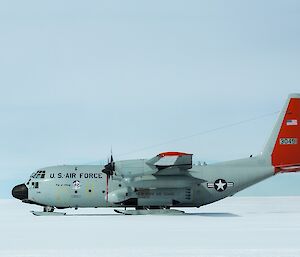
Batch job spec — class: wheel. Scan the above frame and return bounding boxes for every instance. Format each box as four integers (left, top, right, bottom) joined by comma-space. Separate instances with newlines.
43, 206, 55, 212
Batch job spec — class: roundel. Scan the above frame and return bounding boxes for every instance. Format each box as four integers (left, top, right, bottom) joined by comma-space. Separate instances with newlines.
214, 179, 228, 192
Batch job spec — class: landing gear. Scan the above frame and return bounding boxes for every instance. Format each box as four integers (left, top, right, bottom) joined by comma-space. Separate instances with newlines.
43, 206, 55, 212
114, 206, 185, 215
31, 206, 66, 216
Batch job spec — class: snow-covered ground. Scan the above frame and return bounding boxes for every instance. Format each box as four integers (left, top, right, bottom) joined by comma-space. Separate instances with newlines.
1, 197, 300, 257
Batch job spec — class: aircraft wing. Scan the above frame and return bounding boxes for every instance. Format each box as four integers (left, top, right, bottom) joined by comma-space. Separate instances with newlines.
146, 152, 193, 170
114, 152, 193, 178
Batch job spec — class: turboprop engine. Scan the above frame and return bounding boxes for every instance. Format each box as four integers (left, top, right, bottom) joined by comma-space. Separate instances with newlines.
107, 188, 131, 203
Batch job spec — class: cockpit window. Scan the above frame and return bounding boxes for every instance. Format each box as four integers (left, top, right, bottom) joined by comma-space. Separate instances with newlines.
29, 181, 39, 188
31, 170, 46, 179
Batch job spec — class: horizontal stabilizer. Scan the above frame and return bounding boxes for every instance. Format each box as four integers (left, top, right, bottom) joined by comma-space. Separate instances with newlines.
274, 164, 300, 173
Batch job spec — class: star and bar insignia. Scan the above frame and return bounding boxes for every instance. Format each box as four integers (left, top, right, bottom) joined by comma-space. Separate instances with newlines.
207, 179, 234, 192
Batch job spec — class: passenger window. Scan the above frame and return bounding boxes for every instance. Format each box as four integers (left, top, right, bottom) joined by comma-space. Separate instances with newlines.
34, 182, 39, 189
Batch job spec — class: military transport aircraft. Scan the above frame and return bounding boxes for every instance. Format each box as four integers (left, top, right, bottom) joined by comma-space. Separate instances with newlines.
12, 94, 300, 215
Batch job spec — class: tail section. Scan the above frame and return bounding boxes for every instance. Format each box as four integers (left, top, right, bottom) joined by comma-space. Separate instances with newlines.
263, 94, 300, 172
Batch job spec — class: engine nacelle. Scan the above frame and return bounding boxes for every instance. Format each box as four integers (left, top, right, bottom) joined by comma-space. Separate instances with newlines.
107, 188, 130, 204
114, 159, 154, 178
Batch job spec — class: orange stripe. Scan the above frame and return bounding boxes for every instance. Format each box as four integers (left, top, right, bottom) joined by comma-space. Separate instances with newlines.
158, 152, 192, 157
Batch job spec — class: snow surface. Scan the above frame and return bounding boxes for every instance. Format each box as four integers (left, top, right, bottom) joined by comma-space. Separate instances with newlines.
1, 197, 300, 257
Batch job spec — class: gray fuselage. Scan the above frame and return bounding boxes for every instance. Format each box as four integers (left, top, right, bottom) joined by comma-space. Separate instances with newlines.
25, 156, 274, 209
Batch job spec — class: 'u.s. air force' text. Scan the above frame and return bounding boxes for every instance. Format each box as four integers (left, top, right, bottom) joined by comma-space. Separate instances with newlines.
50, 173, 103, 179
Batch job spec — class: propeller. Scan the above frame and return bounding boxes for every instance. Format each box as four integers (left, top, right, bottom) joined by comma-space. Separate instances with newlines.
102, 153, 115, 203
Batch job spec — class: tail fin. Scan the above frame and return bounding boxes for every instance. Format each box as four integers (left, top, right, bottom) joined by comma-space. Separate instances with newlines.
263, 93, 300, 173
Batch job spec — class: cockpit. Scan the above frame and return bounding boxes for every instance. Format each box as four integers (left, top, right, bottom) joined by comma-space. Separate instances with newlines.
26, 170, 46, 188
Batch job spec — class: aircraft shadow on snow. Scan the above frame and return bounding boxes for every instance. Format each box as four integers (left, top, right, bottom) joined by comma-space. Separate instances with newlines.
187, 212, 240, 217
63, 212, 240, 217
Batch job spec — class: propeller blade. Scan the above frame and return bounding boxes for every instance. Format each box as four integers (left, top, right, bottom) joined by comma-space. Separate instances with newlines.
101, 151, 116, 204
106, 174, 109, 203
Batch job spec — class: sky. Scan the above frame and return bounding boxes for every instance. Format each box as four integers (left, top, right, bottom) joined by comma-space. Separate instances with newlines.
0, 0, 300, 198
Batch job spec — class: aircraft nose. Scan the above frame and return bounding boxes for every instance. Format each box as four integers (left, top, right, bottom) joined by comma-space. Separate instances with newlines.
12, 184, 28, 201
